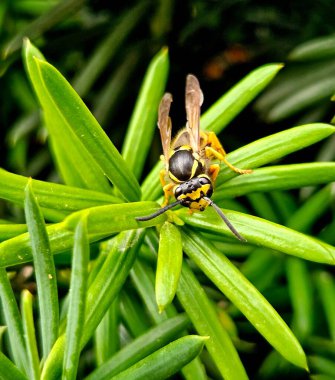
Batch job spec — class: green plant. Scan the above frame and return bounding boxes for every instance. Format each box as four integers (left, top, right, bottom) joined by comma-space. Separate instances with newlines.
0, 38, 334, 380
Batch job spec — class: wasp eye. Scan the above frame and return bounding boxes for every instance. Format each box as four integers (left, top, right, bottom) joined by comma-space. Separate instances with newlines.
199, 177, 210, 185
174, 186, 182, 199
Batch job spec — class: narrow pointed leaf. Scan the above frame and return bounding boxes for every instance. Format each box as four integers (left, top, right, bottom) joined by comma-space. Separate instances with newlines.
86, 314, 190, 380
215, 163, 335, 198
24, 40, 141, 200
177, 262, 248, 380
42, 230, 142, 380
122, 47, 169, 179
0, 268, 28, 373
63, 216, 89, 380
216, 123, 335, 187
201, 63, 284, 134
0, 168, 120, 212
24, 180, 59, 359
21, 290, 40, 380
0, 351, 28, 380
156, 222, 182, 312
288, 34, 335, 61
73, 1, 149, 96
36, 57, 141, 200
23, 39, 112, 193
0, 202, 164, 267
179, 208, 335, 264
109, 335, 207, 380
181, 228, 308, 370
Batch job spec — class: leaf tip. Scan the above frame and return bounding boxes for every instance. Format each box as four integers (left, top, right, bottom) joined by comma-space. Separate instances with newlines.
158, 304, 165, 314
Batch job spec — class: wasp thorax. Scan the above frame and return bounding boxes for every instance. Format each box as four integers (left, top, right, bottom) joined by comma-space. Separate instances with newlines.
174, 175, 213, 211
168, 147, 203, 183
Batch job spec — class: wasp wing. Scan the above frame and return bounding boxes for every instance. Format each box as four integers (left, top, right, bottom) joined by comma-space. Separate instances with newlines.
158, 93, 173, 169
185, 74, 204, 153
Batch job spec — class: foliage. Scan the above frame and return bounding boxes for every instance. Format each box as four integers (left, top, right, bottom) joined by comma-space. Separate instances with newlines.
0, 2, 335, 379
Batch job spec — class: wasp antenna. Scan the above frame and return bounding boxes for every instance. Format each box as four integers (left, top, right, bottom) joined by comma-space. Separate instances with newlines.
204, 197, 246, 242
135, 200, 182, 222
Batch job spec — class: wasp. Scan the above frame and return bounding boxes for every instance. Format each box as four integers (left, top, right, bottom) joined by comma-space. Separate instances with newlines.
136, 75, 252, 241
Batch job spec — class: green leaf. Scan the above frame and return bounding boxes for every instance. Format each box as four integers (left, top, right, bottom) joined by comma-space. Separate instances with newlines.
286, 258, 314, 340
130, 250, 207, 380
109, 335, 207, 380
24, 179, 59, 359
2, 0, 83, 60
122, 47, 169, 179
0, 223, 27, 241
23, 39, 141, 200
314, 271, 335, 341
63, 216, 89, 380
215, 163, 335, 198
201, 63, 284, 134
215, 123, 335, 187
255, 61, 335, 122
156, 222, 183, 312
177, 262, 248, 380
0, 351, 28, 380
86, 314, 190, 380
22, 39, 112, 193
288, 34, 335, 61
94, 297, 120, 366
0, 168, 120, 212
0, 268, 28, 373
72, 1, 149, 97
21, 290, 40, 380
181, 227, 308, 370
0, 201, 163, 268
179, 208, 335, 264
41, 230, 142, 380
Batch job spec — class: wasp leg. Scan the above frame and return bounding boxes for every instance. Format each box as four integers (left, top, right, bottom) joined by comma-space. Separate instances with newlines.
208, 164, 220, 183
162, 183, 175, 207
205, 131, 252, 174
160, 169, 168, 187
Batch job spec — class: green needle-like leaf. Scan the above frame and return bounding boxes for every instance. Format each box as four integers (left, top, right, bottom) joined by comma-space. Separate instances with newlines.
24, 179, 59, 359
288, 34, 335, 61
86, 314, 190, 380
23, 39, 112, 193
314, 271, 335, 341
180, 208, 335, 264
0, 351, 28, 380
156, 222, 183, 312
177, 262, 248, 380
181, 227, 308, 370
42, 230, 142, 380
215, 163, 335, 198
63, 216, 89, 380
109, 335, 207, 380
0, 168, 120, 213
216, 123, 335, 186
0, 202, 163, 268
122, 47, 169, 179
24, 39, 141, 200
0, 223, 27, 241
37, 57, 141, 200
201, 63, 283, 134
0, 268, 28, 373
21, 290, 40, 380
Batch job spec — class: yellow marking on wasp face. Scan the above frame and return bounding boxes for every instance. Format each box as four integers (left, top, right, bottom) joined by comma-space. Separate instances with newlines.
177, 184, 211, 202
